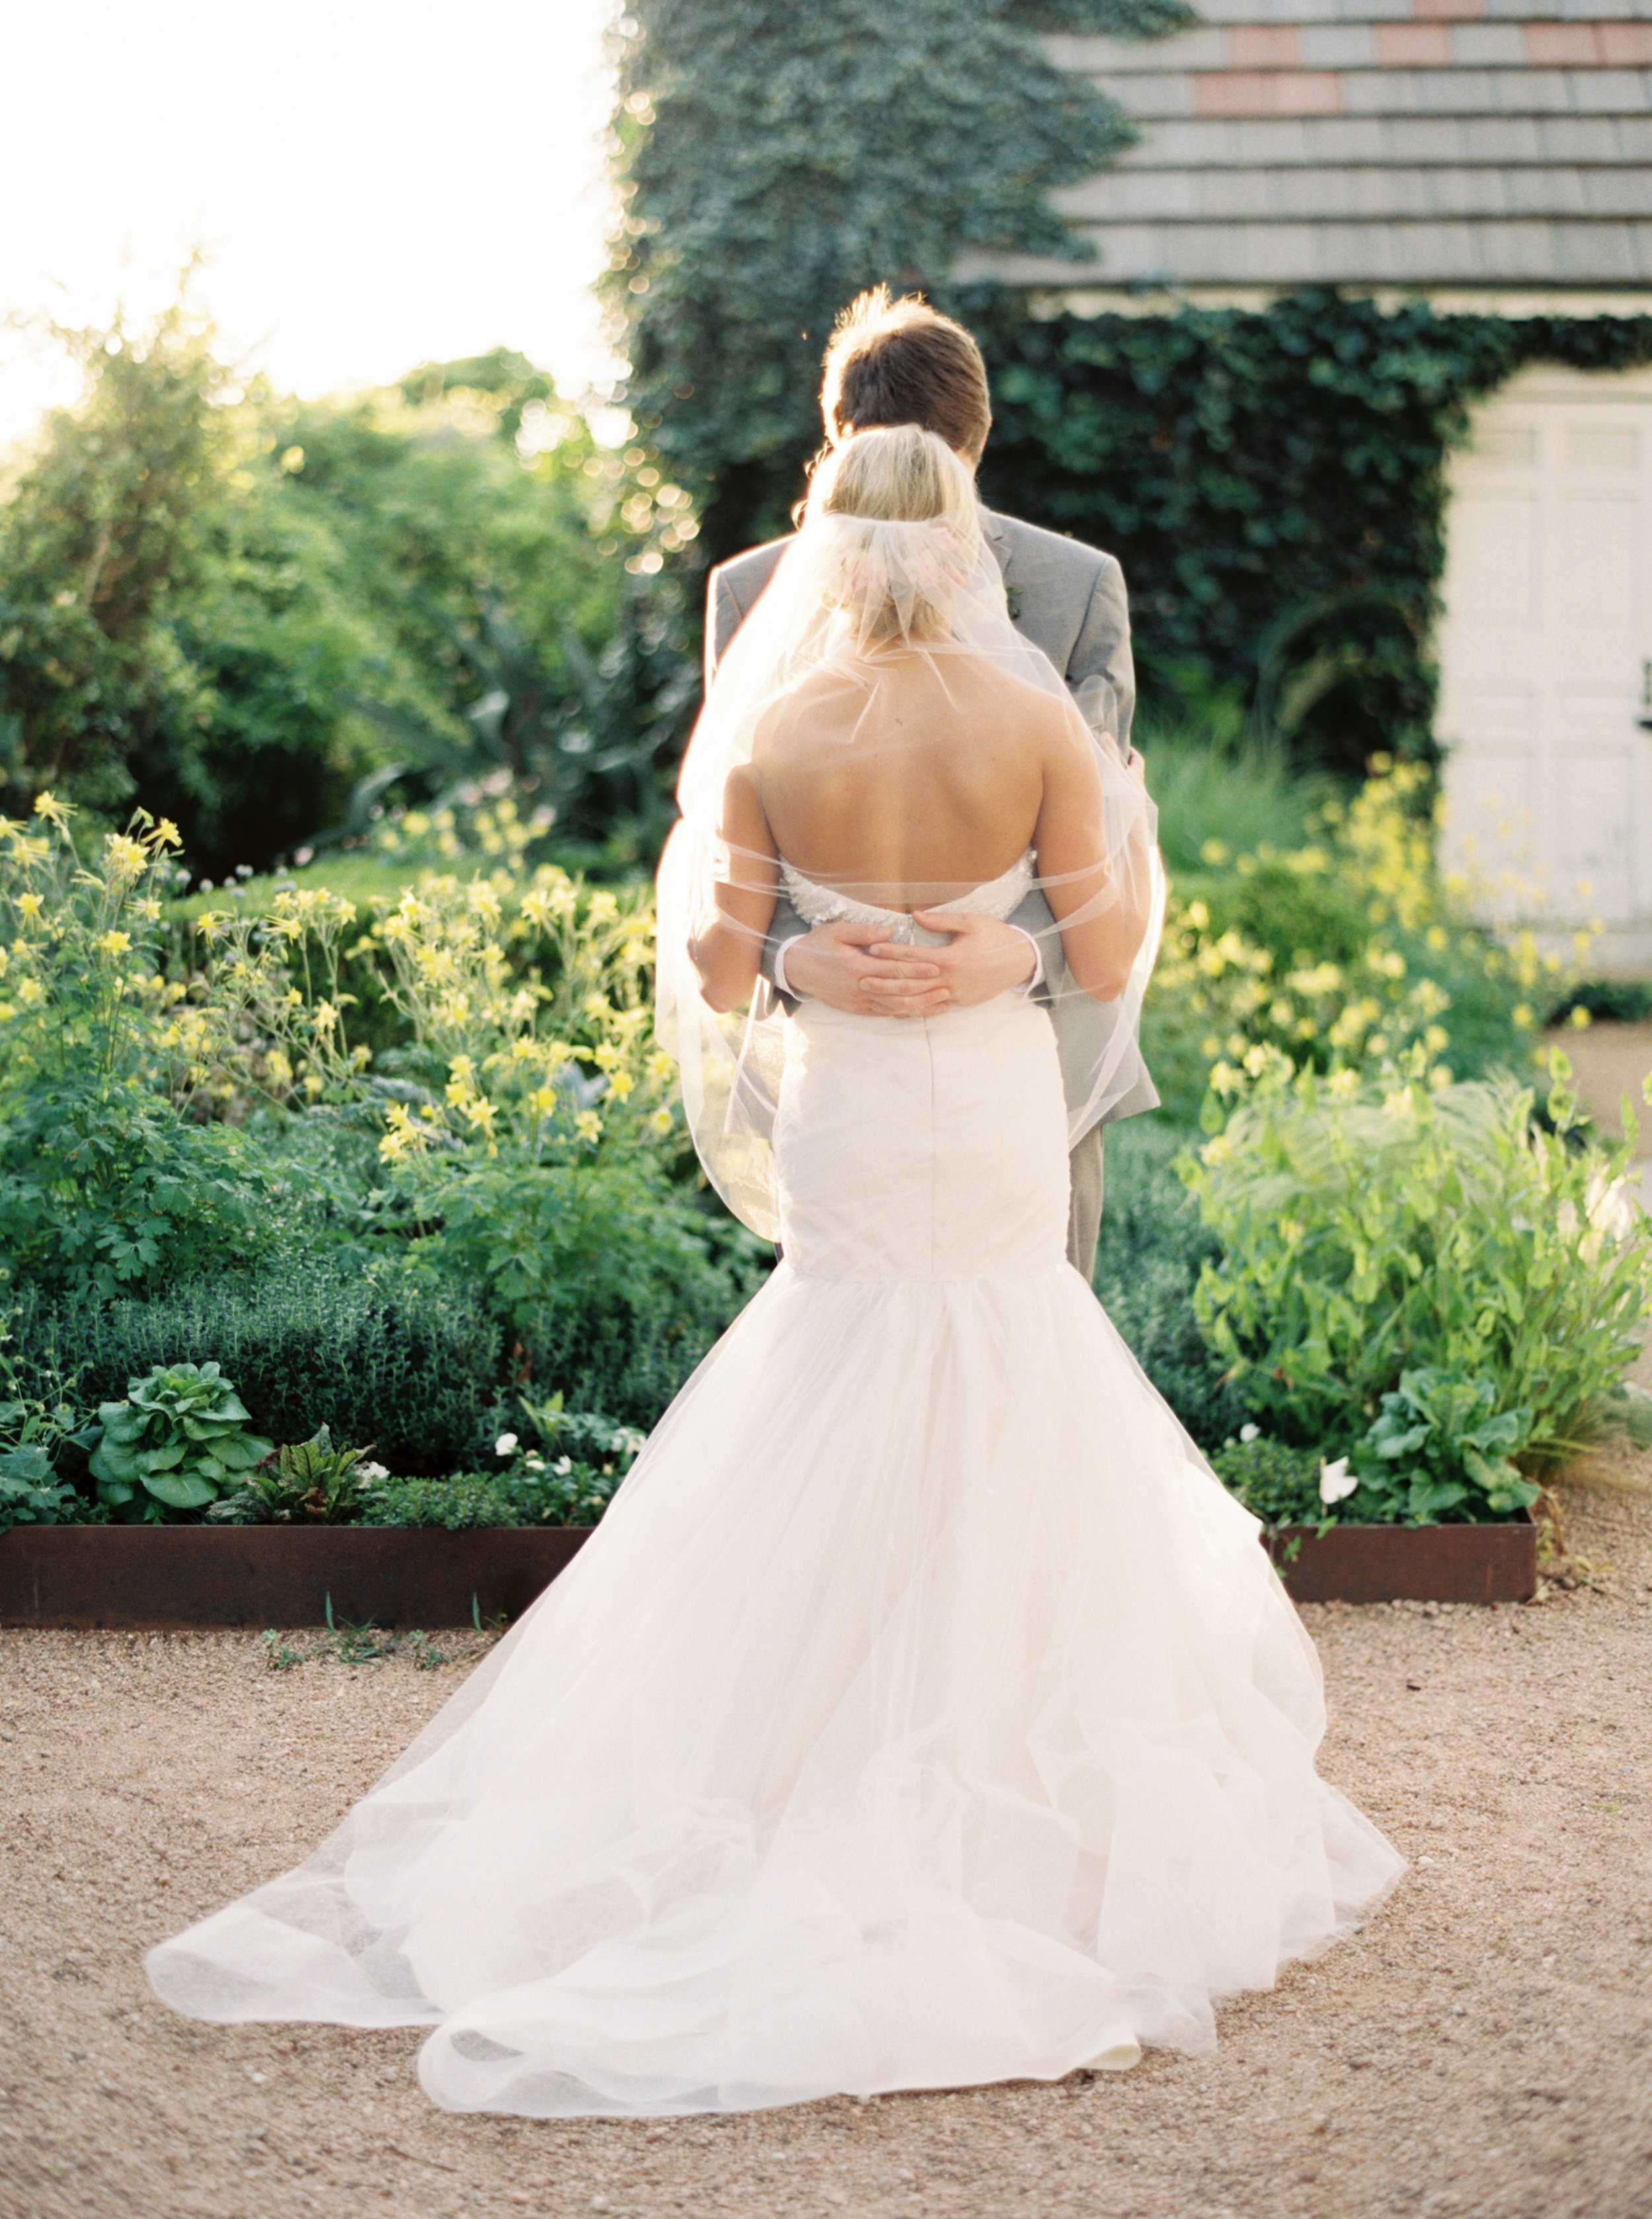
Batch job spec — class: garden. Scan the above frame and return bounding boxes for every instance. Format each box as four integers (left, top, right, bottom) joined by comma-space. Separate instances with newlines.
3, 677, 1649, 1593
2, 231, 1651, 1610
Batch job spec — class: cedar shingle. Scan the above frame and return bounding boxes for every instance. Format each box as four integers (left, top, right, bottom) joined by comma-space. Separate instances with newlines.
1020, 1, 1652, 291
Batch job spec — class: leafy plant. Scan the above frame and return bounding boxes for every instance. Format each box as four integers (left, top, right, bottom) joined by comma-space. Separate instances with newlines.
0, 1452, 79, 1532
359, 1461, 623, 1531
0, 1305, 97, 1528
1353, 1369, 1537, 1524
87, 1361, 273, 1521
1183, 1053, 1652, 1493
1209, 1435, 1326, 1531
0, 798, 274, 1301
208, 1425, 383, 1526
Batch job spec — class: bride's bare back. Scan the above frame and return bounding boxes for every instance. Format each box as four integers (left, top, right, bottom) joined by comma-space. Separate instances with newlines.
692, 642, 1145, 1014
753, 652, 1055, 903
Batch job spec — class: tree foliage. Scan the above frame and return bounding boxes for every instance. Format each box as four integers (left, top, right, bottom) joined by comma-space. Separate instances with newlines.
0, 309, 687, 873
609, 0, 1188, 562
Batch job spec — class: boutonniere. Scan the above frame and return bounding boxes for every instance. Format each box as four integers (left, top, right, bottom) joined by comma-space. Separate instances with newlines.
1006, 584, 1024, 622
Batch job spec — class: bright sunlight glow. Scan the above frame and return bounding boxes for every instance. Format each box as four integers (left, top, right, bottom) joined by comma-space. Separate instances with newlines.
0, 0, 616, 445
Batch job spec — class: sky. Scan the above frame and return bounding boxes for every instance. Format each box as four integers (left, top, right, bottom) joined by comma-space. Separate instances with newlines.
0, 0, 617, 446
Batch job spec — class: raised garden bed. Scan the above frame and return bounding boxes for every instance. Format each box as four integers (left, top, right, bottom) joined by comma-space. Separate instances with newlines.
0, 1513, 1538, 1630
1267, 1514, 1538, 1605
0, 1525, 595, 1630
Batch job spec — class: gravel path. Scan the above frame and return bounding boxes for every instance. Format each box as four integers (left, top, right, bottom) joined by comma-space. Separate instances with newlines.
3, 1480, 1649, 2219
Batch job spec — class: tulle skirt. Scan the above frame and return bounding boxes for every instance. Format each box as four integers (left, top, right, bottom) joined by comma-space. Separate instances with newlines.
147, 995, 1402, 2113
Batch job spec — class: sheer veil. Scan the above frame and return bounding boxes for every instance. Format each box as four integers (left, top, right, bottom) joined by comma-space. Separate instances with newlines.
656, 431, 1164, 1238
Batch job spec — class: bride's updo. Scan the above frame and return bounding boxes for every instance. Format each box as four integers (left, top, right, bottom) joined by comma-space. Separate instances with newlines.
802, 424, 981, 646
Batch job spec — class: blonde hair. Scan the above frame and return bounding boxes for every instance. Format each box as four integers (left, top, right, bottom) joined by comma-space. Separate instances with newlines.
811, 422, 976, 529
803, 426, 980, 645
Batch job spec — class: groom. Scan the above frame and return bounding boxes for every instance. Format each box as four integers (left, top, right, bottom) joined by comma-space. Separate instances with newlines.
704, 288, 1157, 1278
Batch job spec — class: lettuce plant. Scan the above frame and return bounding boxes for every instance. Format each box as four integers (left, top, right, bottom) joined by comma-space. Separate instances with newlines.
87, 1361, 273, 1521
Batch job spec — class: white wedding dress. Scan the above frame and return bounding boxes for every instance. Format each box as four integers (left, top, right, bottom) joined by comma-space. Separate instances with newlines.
148, 851, 1402, 2116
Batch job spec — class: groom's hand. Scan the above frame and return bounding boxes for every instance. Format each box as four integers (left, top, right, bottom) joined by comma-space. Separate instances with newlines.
905, 912, 1038, 1006
781, 921, 951, 1017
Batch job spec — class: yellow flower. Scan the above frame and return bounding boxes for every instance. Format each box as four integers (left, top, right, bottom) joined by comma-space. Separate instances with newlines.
17, 977, 45, 1006
605, 1069, 635, 1101
650, 1107, 673, 1135
104, 834, 148, 883
1568, 1004, 1593, 1031
17, 892, 42, 921
31, 791, 71, 829
574, 1110, 603, 1146
97, 930, 131, 957
150, 817, 182, 850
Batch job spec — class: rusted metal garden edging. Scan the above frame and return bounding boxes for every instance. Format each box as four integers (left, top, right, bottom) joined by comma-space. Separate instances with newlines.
1267, 1514, 1538, 1606
0, 1525, 597, 1630
0, 1512, 1538, 1629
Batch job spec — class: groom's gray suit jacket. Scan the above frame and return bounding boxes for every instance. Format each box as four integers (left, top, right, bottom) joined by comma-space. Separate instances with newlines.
704, 506, 1159, 1140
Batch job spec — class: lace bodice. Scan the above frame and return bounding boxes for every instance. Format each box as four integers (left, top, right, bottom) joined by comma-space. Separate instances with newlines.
780, 850, 1035, 946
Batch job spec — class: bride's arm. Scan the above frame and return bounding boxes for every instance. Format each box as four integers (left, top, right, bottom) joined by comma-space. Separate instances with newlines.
1033, 712, 1153, 1003
689, 764, 780, 1014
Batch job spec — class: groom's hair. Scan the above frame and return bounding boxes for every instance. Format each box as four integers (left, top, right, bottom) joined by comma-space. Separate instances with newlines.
821, 289, 991, 462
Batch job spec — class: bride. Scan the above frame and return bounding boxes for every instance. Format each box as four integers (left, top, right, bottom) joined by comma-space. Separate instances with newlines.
148, 426, 1402, 2117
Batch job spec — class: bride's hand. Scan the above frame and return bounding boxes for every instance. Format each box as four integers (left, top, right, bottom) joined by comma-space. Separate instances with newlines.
903, 912, 1038, 1008
782, 921, 952, 1018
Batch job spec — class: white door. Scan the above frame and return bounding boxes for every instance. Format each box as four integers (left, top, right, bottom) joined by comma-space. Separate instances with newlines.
1437, 363, 1652, 961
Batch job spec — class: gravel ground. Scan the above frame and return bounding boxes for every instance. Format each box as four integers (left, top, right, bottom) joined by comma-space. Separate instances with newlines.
3, 1482, 1650, 2219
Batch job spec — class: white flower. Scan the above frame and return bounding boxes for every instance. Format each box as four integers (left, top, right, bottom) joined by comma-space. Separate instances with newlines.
1319, 1456, 1358, 1505
357, 1461, 389, 1482
494, 1432, 519, 1458
1240, 1422, 1259, 1443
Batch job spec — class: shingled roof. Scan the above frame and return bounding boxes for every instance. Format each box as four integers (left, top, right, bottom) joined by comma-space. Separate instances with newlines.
967, 0, 1652, 296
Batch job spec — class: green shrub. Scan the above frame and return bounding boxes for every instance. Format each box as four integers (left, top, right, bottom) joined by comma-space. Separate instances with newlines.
24, 1259, 504, 1476
1209, 1435, 1325, 1529
86, 1361, 273, 1521
1093, 1117, 1246, 1448
1183, 1053, 1652, 1476
0, 804, 273, 1301
359, 1460, 624, 1530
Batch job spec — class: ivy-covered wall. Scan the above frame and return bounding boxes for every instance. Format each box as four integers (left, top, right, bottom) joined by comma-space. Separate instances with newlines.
971, 292, 1652, 771
610, 2, 1652, 770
